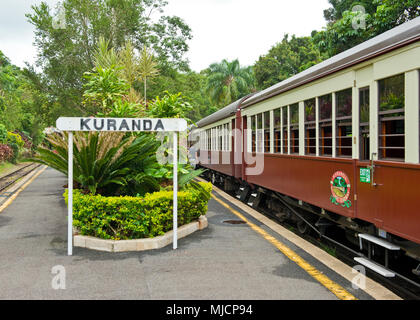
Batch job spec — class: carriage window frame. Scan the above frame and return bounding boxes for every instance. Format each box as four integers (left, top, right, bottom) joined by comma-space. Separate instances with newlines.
251, 115, 256, 153
336, 88, 353, 158
318, 94, 333, 157
274, 108, 281, 153
290, 104, 299, 154
264, 111, 270, 153
257, 113, 263, 153
304, 99, 316, 155
378, 73, 405, 161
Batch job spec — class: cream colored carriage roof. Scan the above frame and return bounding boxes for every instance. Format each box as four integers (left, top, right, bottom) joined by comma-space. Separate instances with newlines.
196, 93, 256, 128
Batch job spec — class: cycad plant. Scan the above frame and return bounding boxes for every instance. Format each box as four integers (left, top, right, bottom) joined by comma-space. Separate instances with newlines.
30, 131, 160, 196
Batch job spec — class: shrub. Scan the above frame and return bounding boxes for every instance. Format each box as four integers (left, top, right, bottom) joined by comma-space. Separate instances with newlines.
0, 124, 7, 143
7, 132, 24, 148
0, 144, 13, 163
64, 182, 212, 240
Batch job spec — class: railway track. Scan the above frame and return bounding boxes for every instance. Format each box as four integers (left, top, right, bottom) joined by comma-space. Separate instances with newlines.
206, 177, 420, 300
0, 163, 42, 194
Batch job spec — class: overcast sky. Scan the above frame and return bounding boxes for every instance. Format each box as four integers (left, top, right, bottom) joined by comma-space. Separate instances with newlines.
0, 0, 330, 71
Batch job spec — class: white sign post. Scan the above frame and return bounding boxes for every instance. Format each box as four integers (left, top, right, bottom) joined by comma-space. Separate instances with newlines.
56, 117, 188, 256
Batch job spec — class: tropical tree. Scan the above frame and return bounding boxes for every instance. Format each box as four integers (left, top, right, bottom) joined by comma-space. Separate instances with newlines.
139, 46, 159, 104
313, 0, 420, 57
254, 34, 324, 90
147, 91, 192, 120
205, 59, 256, 107
82, 66, 130, 115
26, 0, 192, 117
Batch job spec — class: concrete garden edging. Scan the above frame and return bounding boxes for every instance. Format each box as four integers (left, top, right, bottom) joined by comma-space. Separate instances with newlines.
73, 216, 208, 252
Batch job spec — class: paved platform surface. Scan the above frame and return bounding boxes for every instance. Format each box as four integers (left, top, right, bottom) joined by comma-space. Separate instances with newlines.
0, 168, 373, 299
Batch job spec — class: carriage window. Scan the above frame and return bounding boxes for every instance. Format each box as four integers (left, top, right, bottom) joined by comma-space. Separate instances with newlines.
378, 74, 405, 161
207, 129, 210, 150
336, 88, 352, 157
222, 124, 226, 151
251, 115, 256, 153
219, 125, 223, 151
290, 104, 299, 154
282, 107, 288, 154
264, 111, 270, 152
257, 113, 263, 153
319, 94, 332, 156
304, 99, 316, 155
274, 108, 281, 153
359, 87, 370, 161
225, 123, 229, 151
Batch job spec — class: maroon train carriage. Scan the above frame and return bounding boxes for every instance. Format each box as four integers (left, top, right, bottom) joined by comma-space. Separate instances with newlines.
191, 16, 420, 279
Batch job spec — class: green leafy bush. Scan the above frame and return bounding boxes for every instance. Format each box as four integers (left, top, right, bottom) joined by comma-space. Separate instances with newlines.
0, 124, 7, 143
6, 131, 24, 148
64, 182, 212, 240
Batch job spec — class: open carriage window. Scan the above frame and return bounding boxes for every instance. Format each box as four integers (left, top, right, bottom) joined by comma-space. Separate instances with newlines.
274, 108, 281, 153
251, 115, 256, 153
219, 125, 223, 151
290, 103, 299, 154
378, 74, 405, 161
264, 111, 270, 152
281, 106, 289, 154
257, 113, 263, 153
319, 94, 332, 156
304, 99, 316, 155
336, 88, 352, 158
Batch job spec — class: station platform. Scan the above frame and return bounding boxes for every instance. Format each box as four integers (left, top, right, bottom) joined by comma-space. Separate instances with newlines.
0, 167, 398, 300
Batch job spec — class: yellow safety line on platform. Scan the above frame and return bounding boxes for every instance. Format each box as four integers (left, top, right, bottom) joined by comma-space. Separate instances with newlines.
0, 166, 47, 214
211, 193, 357, 301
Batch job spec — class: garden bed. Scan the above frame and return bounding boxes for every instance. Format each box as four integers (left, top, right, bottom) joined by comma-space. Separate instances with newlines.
73, 215, 208, 252
64, 182, 212, 241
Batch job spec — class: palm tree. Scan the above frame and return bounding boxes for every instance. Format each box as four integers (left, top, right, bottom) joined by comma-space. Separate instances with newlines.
205, 59, 255, 107
139, 46, 159, 106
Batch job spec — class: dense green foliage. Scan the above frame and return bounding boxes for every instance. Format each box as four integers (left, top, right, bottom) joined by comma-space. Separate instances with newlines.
32, 131, 161, 195
313, 0, 420, 57
254, 35, 324, 90
0, 51, 47, 150
26, 0, 192, 118
64, 182, 212, 240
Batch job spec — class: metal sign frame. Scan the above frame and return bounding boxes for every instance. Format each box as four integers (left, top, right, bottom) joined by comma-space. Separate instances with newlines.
56, 117, 188, 256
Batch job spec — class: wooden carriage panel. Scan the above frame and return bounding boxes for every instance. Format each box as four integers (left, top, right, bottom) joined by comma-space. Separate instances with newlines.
245, 154, 355, 218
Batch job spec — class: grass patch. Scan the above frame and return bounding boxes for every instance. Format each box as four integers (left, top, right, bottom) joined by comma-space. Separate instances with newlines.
320, 243, 337, 257
0, 162, 16, 176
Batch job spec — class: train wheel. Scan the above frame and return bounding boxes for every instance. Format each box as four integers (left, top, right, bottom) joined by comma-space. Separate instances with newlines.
297, 220, 309, 234
211, 173, 216, 185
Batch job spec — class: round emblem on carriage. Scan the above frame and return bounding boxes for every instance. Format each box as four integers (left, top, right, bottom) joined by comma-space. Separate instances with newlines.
330, 171, 352, 208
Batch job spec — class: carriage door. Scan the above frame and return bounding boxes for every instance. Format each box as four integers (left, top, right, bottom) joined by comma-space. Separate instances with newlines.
356, 86, 380, 224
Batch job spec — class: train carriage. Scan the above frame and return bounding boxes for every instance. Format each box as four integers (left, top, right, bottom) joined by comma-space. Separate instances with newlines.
192, 16, 420, 278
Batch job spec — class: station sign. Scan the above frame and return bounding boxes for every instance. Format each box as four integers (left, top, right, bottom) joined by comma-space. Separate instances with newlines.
56, 117, 187, 132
